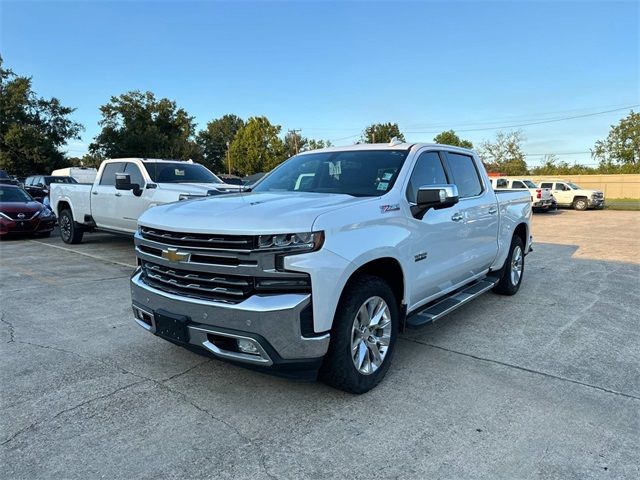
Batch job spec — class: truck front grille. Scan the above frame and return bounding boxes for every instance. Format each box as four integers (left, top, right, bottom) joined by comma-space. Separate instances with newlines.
140, 226, 256, 250
140, 260, 310, 304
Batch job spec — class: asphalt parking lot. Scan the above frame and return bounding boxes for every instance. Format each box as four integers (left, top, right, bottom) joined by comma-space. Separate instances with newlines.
1, 209, 639, 479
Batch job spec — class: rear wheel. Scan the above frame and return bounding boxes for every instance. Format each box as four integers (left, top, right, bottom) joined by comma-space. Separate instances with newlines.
493, 235, 525, 296
573, 197, 588, 211
320, 275, 398, 394
59, 209, 83, 244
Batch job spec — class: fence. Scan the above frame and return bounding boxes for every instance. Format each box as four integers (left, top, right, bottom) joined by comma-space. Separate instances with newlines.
503, 174, 640, 199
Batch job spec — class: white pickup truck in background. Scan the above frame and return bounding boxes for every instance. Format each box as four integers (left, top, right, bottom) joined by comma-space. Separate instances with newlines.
51, 158, 241, 243
490, 177, 553, 212
130, 142, 532, 393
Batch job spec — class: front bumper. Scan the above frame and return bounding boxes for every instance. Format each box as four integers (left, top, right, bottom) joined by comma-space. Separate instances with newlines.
589, 198, 605, 208
533, 199, 552, 208
0, 216, 55, 235
130, 271, 330, 376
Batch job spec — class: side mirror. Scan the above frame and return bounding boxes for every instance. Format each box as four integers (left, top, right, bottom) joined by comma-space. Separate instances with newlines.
115, 173, 142, 196
412, 184, 459, 218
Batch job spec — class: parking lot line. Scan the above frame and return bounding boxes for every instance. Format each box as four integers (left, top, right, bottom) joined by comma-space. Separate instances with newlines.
29, 239, 135, 269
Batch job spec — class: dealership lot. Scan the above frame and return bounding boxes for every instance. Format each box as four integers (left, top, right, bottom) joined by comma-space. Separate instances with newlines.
1, 210, 639, 479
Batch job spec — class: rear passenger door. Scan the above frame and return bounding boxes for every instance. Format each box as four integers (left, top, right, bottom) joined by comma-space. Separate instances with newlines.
91, 162, 124, 230
442, 152, 499, 276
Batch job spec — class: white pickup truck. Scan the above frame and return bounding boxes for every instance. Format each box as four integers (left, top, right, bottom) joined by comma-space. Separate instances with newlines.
490, 177, 553, 212
130, 142, 532, 393
51, 158, 240, 243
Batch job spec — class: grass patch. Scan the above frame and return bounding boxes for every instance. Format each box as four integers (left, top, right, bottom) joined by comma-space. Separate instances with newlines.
605, 198, 640, 211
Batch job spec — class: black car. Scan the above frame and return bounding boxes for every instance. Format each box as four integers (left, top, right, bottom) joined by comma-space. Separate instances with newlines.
0, 170, 20, 186
24, 175, 77, 202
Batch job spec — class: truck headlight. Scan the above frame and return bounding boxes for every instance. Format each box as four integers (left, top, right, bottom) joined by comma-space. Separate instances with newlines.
257, 231, 324, 252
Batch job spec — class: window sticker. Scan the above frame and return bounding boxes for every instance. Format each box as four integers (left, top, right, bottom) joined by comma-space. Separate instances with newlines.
377, 182, 389, 191
175, 169, 185, 176
382, 172, 393, 181
328, 161, 341, 177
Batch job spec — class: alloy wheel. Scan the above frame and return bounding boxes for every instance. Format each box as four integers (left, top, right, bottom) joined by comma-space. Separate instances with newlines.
350, 296, 392, 375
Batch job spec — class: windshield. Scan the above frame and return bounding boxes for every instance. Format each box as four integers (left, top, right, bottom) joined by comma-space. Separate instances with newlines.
523, 180, 537, 188
143, 162, 223, 184
0, 186, 32, 202
253, 150, 409, 197
44, 176, 77, 185
568, 182, 582, 190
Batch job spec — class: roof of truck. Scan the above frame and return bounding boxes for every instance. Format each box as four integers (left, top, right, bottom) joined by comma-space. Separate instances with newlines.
297, 142, 476, 155
104, 158, 196, 163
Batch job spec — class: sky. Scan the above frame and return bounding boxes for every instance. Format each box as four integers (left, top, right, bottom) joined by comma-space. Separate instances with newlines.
1, 0, 638, 167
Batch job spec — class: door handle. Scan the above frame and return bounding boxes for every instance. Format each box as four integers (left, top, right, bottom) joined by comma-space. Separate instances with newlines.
115, 192, 122, 197
451, 212, 464, 222
488, 207, 498, 214
92, 191, 98, 195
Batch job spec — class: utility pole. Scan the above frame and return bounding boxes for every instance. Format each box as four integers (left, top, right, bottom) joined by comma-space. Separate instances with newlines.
226, 141, 231, 175
288, 129, 302, 155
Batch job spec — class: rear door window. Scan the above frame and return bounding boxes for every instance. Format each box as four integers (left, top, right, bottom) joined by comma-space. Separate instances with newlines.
99, 163, 125, 186
512, 181, 526, 189
444, 153, 483, 198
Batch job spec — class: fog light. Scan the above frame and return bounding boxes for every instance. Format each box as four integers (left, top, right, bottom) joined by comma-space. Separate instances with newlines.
237, 338, 260, 355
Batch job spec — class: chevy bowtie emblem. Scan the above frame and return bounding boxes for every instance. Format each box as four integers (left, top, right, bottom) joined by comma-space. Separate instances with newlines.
161, 248, 190, 262
17, 213, 26, 219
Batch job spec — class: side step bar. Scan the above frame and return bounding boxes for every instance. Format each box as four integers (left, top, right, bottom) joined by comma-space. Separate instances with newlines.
405, 278, 499, 328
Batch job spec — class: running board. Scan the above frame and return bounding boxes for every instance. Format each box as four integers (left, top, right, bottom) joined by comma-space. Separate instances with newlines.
405, 279, 499, 328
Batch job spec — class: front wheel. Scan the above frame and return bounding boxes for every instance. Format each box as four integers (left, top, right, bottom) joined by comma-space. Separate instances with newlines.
573, 198, 588, 211
493, 235, 525, 296
320, 275, 398, 394
59, 209, 84, 244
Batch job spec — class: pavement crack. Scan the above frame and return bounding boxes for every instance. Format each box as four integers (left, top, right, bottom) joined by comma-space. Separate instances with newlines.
161, 359, 212, 382
401, 337, 640, 401
1, 380, 145, 447
0, 312, 15, 343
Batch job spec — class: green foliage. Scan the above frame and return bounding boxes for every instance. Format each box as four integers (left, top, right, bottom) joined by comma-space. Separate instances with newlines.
0, 58, 83, 176
284, 130, 307, 157
592, 110, 640, 173
529, 154, 597, 175
362, 123, 405, 144
228, 116, 286, 175
196, 114, 244, 174
477, 130, 528, 175
89, 90, 201, 160
433, 130, 473, 148
306, 139, 332, 151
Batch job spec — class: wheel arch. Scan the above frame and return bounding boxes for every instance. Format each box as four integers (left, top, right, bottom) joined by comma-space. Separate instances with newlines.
343, 257, 405, 308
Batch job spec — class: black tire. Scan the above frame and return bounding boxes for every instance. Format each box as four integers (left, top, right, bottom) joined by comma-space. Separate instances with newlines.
573, 197, 588, 211
492, 235, 525, 296
59, 209, 83, 244
319, 275, 399, 394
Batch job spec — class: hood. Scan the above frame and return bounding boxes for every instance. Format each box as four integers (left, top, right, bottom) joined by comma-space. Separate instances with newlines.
0, 201, 43, 215
156, 182, 242, 195
139, 192, 372, 234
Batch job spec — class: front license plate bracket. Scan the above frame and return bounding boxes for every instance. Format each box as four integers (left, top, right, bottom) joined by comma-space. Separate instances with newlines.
154, 311, 190, 344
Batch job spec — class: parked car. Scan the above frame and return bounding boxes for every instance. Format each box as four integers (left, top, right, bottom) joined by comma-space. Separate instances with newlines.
24, 175, 77, 203
490, 177, 553, 212
538, 180, 605, 210
130, 142, 532, 393
0, 184, 56, 237
51, 166, 98, 184
50, 158, 242, 244
0, 170, 20, 186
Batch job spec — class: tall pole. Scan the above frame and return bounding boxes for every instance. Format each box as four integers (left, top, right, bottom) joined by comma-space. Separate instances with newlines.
226, 141, 231, 175
288, 129, 302, 154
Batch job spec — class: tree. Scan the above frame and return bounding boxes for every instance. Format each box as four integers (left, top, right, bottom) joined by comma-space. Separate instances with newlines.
529, 154, 596, 175
306, 139, 332, 151
0, 58, 83, 176
477, 130, 528, 175
196, 114, 244, 174
89, 90, 201, 160
228, 116, 286, 175
361, 123, 405, 144
592, 110, 640, 173
433, 130, 473, 148
284, 130, 308, 157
